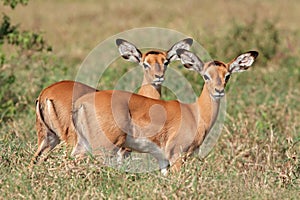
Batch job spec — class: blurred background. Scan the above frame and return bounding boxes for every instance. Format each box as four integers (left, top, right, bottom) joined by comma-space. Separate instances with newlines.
0, 0, 299, 199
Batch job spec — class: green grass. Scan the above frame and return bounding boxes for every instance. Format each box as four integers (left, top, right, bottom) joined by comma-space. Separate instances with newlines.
1, 0, 299, 199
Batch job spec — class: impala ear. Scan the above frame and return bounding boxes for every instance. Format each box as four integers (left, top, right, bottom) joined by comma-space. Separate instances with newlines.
176, 49, 204, 74
116, 38, 142, 63
228, 51, 259, 73
167, 38, 193, 61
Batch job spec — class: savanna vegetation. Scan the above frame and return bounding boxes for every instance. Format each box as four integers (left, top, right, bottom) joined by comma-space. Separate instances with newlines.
0, 0, 299, 199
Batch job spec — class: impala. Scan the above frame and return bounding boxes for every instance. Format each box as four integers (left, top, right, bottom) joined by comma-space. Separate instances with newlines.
31, 38, 193, 166
72, 49, 258, 174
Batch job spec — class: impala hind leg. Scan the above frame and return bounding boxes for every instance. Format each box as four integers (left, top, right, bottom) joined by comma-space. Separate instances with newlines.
71, 139, 89, 158
30, 130, 60, 167
31, 99, 62, 167
71, 104, 92, 158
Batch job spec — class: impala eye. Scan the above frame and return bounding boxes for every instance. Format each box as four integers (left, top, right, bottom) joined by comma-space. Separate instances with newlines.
203, 74, 211, 81
143, 63, 150, 69
225, 74, 231, 82
163, 60, 169, 69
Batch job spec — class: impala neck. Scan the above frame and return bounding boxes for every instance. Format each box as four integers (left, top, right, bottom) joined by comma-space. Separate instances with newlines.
138, 82, 161, 99
197, 83, 221, 131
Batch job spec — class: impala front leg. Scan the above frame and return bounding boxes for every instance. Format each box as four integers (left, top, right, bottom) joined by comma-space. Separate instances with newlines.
158, 157, 170, 176
169, 156, 186, 173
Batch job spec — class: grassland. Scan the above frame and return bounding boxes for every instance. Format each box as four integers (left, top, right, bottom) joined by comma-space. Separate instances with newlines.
0, 0, 299, 199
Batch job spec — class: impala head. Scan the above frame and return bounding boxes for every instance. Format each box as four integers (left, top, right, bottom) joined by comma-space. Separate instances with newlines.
176, 49, 259, 100
116, 38, 193, 86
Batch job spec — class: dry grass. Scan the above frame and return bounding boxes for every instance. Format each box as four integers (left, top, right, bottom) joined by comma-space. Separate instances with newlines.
4, 0, 300, 61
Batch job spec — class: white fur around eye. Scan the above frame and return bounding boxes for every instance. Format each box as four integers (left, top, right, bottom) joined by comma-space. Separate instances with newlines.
224, 73, 231, 82
143, 61, 151, 69
203, 73, 211, 81
163, 61, 169, 70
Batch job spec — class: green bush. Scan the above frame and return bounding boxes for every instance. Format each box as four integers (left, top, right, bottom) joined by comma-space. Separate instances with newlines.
0, 0, 52, 124
0, 73, 16, 123
0, 0, 51, 67
2, 0, 28, 9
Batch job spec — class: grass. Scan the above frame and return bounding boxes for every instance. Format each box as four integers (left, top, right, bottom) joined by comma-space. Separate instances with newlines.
1, 0, 299, 199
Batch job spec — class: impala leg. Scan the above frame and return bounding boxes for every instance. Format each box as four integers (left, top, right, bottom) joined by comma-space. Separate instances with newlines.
169, 154, 188, 173
140, 145, 169, 175
124, 136, 170, 175
160, 163, 170, 176
157, 156, 170, 176
30, 130, 60, 167
170, 159, 184, 173
116, 147, 132, 165
71, 141, 88, 158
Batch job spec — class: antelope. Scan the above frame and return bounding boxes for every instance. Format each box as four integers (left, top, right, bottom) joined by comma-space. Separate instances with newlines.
31, 38, 193, 166
71, 49, 258, 175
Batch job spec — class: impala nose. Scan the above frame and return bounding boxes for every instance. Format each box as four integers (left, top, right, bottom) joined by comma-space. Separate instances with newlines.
213, 88, 225, 99
215, 88, 224, 94
153, 75, 164, 86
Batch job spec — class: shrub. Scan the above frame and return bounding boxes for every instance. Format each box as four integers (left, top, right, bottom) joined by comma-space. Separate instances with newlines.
0, 0, 52, 124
